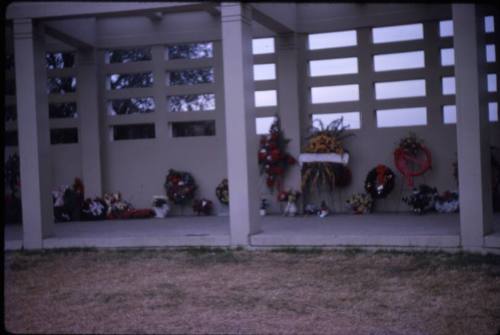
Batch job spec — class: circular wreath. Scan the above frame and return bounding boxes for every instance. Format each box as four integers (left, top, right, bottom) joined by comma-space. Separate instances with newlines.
394, 134, 432, 187
164, 169, 197, 205
364, 165, 395, 199
215, 178, 229, 205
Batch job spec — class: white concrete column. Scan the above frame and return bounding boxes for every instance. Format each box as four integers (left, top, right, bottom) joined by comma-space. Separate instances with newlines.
453, 4, 493, 249
221, 3, 261, 245
277, 33, 302, 192
78, 48, 103, 197
13, 19, 54, 249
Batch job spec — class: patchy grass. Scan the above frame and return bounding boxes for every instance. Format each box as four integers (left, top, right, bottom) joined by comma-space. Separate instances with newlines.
4, 249, 500, 335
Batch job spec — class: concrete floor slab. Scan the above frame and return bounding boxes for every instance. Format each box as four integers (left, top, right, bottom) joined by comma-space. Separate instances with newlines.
4, 213, 500, 250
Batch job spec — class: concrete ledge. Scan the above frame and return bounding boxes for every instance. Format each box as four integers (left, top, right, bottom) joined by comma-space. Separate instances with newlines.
484, 234, 500, 249
42, 235, 230, 249
250, 234, 460, 248
5, 240, 23, 251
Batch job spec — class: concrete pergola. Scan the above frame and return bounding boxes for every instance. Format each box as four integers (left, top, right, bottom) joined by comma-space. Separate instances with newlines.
5, 2, 498, 251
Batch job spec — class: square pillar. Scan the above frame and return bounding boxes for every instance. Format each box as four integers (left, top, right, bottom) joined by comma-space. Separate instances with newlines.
13, 19, 54, 249
276, 33, 302, 192
453, 4, 493, 250
221, 3, 261, 246
78, 48, 103, 197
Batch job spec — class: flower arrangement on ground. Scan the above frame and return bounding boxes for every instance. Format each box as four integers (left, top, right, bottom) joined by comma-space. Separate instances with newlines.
346, 193, 373, 214
258, 118, 296, 191
81, 197, 108, 220
104, 193, 131, 219
215, 178, 229, 205
52, 178, 85, 222
278, 189, 301, 216
152, 195, 170, 218
394, 133, 432, 187
364, 165, 396, 199
301, 118, 353, 192
318, 201, 330, 218
434, 191, 459, 213
260, 198, 269, 216
164, 169, 197, 205
402, 184, 438, 214
193, 198, 213, 215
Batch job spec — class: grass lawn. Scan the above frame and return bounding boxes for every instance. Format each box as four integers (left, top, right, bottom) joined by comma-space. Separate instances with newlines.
4, 248, 500, 335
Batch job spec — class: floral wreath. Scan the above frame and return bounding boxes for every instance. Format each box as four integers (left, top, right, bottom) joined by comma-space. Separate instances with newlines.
258, 118, 296, 191
164, 169, 197, 205
364, 165, 396, 199
394, 133, 432, 187
215, 178, 229, 205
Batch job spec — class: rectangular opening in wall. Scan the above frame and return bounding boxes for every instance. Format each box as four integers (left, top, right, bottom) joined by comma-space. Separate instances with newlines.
47, 77, 77, 94
441, 77, 456, 95
104, 47, 152, 64
253, 64, 276, 81
485, 16, 495, 33
46, 52, 75, 69
309, 57, 358, 76
311, 84, 359, 104
49, 102, 78, 118
372, 23, 423, 44
376, 107, 427, 128
255, 90, 278, 107
489, 102, 498, 122
5, 130, 18, 146
439, 20, 453, 37
252, 38, 275, 54
107, 97, 155, 115
308, 30, 357, 50
443, 103, 498, 123
256, 116, 277, 135
375, 80, 426, 100
171, 120, 215, 137
106, 72, 153, 90
442, 105, 457, 124
166, 68, 214, 86
374, 51, 425, 72
486, 44, 496, 63
312, 112, 361, 130
50, 128, 78, 144
167, 93, 215, 112
5, 105, 16, 122
111, 124, 155, 141
165, 42, 213, 60
488, 73, 497, 92
440, 48, 455, 66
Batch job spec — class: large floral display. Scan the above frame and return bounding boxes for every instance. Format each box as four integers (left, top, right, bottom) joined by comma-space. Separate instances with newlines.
258, 118, 296, 192
300, 118, 353, 193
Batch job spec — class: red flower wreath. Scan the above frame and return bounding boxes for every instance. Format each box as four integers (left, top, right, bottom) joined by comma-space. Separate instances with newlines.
394, 133, 432, 187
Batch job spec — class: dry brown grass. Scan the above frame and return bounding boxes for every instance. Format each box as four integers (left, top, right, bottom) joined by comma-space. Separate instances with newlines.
4, 248, 500, 335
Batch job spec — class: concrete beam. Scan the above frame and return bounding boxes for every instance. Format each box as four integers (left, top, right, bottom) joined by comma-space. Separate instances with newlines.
44, 23, 94, 49
221, 3, 261, 246
6, 2, 213, 20
251, 3, 296, 33
453, 4, 493, 249
276, 33, 302, 194
13, 19, 54, 249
